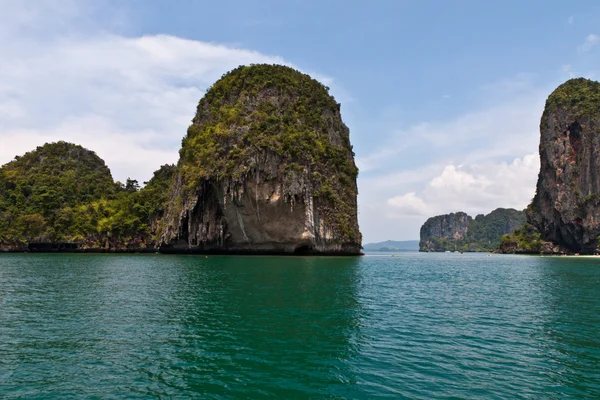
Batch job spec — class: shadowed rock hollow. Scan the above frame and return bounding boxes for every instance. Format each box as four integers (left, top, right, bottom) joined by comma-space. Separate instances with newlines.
159, 64, 361, 254
528, 78, 600, 253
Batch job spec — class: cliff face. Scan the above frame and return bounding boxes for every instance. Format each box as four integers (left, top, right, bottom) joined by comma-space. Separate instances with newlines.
419, 212, 470, 251
420, 208, 526, 252
528, 78, 600, 253
159, 64, 361, 254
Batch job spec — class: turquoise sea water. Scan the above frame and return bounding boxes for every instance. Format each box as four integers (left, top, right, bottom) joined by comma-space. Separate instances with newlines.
1, 252, 599, 399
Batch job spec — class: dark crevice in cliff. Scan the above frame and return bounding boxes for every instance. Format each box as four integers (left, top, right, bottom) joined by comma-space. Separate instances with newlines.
568, 121, 582, 154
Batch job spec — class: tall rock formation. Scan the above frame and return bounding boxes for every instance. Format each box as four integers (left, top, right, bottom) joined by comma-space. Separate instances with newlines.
420, 208, 525, 252
528, 78, 600, 253
159, 64, 361, 254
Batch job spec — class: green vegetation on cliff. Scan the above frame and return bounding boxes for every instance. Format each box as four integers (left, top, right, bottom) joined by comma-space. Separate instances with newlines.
176, 64, 360, 243
497, 223, 543, 253
420, 208, 526, 252
182, 64, 356, 180
545, 78, 600, 117
0, 142, 175, 247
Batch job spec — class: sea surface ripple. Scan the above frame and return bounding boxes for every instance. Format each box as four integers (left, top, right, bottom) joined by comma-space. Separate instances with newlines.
1, 252, 599, 399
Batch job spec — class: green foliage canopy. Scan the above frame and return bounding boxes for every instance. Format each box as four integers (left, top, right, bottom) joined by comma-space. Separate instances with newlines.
0, 142, 175, 245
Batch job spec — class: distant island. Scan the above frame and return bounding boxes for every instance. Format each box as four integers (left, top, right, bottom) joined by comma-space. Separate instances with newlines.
363, 240, 419, 252
419, 208, 525, 252
0, 64, 362, 255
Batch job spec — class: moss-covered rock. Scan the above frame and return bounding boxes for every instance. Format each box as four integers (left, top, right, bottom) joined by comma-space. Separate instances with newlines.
160, 64, 361, 254
497, 223, 544, 254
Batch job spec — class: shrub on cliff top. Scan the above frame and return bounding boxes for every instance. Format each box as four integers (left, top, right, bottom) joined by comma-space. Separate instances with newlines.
545, 78, 600, 117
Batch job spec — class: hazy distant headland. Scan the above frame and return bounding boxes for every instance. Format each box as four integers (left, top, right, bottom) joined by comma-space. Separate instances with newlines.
363, 240, 419, 252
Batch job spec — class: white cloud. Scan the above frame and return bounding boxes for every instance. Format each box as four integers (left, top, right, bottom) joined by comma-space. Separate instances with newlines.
568, 16, 574, 24
422, 153, 539, 214
387, 192, 430, 216
360, 153, 539, 242
578, 34, 600, 53
356, 82, 545, 175
429, 165, 490, 191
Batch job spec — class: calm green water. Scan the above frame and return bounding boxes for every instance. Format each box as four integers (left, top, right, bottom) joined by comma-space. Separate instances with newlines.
1, 253, 599, 399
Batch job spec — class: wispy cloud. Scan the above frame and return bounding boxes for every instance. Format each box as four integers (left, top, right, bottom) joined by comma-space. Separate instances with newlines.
578, 34, 600, 53
355, 83, 545, 176
563, 64, 575, 78
568, 16, 574, 24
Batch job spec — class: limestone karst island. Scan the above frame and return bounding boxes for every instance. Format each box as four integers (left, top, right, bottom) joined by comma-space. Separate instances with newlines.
419, 78, 600, 255
0, 65, 361, 255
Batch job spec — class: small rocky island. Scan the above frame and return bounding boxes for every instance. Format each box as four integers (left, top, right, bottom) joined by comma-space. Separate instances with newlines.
0, 64, 362, 255
159, 64, 361, 254
419, 208, 525, 252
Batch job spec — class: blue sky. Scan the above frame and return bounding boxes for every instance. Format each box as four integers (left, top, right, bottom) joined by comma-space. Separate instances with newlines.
1, 0, 600, 242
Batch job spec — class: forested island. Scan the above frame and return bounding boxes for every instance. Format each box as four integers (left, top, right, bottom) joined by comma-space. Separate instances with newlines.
419, 208, 525, 252
0, 141, 174, 251
0, 64, 361, 255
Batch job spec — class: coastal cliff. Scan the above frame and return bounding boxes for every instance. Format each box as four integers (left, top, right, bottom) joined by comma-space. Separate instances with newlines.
419, 212, 470, 251
527, 78, 600, 253
159, 64, 361, 254
420, 208, 525, 252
